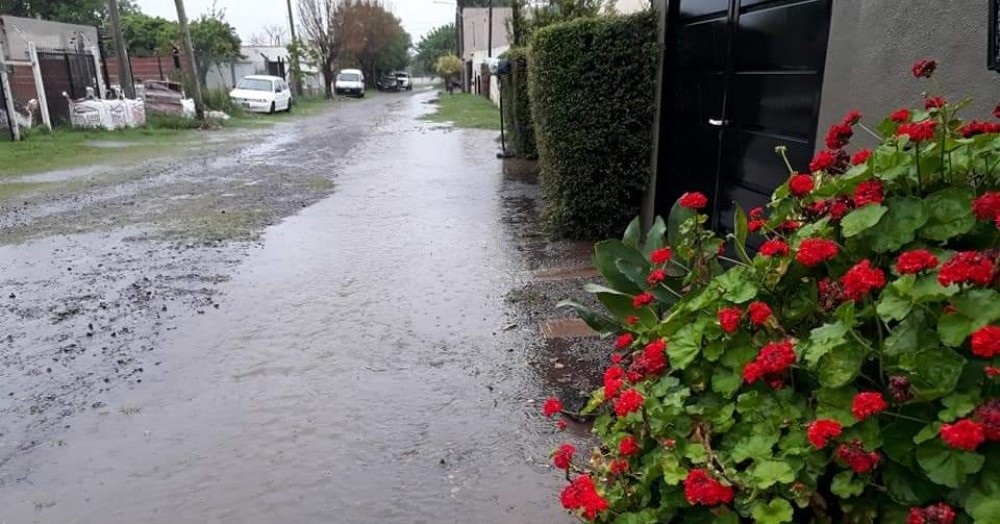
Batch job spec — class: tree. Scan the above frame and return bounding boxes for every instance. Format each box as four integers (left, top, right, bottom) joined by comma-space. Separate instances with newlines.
0, 0, 139, 28
414, 24, 455, 77
188, 6, 242, 87
297, 0, 343, 99
248, 25, 289, 47
121, 13, 176, 56
434, 54, 462, 93
336, 0, 408, 85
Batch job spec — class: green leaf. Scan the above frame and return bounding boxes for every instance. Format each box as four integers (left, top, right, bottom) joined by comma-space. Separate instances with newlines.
749, 460, 796, 489
939, 312, 974, 347
668, 322, 704, 370
914, 423, 941, 444
730, 435, 778, 463
882, 420, 924, 468
877, 285, 914, 322
556, 300, 618, 334
622, 217, 642, 248
817, 342, 866, 388
734, 206, 751, 263
883, 461, 939, 505
816, 387, 859, 427
865, 197, 928, 253
750, 499, 794, 524
899, 347, 966, 400
885, 309, 937, 357
909, 274, 957, 302
711, 367, 742, 398
841, 204, 888, 238
939, 393, 979, 422
715, 266, 759, 304
594, 240, 646, 295
921, 187, 976, 241
804, 320, 850, 367
667, 200, 695, 252
661, 453, 687, 485
970, 501, 1000, 524
643, 216, 667, 256
831, 471, 865, 498
916, 442, 985, 488
953, 289, 1000, 326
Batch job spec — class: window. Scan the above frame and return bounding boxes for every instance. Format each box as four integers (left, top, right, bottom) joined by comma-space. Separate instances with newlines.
236, 78, 273, 91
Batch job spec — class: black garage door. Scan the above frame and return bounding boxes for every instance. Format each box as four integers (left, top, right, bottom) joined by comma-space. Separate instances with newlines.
656, 0, 833, 231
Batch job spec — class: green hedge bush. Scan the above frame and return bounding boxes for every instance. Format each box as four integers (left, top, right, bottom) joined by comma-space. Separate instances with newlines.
529, 11, 658, 239
500, 47, 537, 159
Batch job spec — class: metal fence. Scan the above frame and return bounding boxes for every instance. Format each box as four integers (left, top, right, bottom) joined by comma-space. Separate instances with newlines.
38, 51, 99, 125
0, 82, 12, 141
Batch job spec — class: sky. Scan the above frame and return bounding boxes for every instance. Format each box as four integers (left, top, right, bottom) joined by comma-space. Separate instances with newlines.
134, 0, 456, 44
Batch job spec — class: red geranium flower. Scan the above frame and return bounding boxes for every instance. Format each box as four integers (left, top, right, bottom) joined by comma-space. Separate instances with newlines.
635, 339, 668, 376
633, 292, 654, 309
987, 366, 1000, 378
852, 149, 872, 165
889, 375, 914, 403
788, 173, 815, 197
976, 399, 1000, 441
796, 238, 839, 267
842, 110, 862, 125
897, 121, 937, 141
743, 340, 796, 384
603, 366, 626, 400
924, 97, 945, 109
840, 260, 886, 301
683, 469, 734, 506
560, 475, 608, 520
837, 441, 881, 473
908, 503, 957, 524
940, 419, 985, 451
852, 392, 889, 421
749, 207, 765, 219
829, 198, 852, 220
543, 398, 563, 417
971, 325, 1000, 358
890, 108, 911, 123
679, 192, 708, 210
556, 419, 568, 431
647, 269, 667, 286
748, 219, 766, 233
994, 103, 1000, 119
780, 220, 801, 232
608, 459, 629, 475
650, 247, 672, 265
618, 435, 641, 456
748, 301, 772, 326
912, 59, 937, 78
553, 443, 575, 470
959, 121, 1000, 138
826, 122, 854, 149
807, 419, 843, 449
938, 251, 996, 287
810, 149, 837, 173
896, 250, 939, 274
613, 388, 644, 417
854, 179, 884, 207
615, 333, 634, 350
718, 307, 741, 334
760, 239, 790, 258
624, 315, 639, 326
973, 192, 1000, 221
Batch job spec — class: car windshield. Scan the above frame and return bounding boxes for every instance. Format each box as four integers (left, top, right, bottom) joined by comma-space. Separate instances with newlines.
338, 73, 360, 82
236, 78, 273, 91
395, 73, 408, 78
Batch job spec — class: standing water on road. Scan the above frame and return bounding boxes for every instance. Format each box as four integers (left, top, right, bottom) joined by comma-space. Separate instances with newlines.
0, 94, 572, 523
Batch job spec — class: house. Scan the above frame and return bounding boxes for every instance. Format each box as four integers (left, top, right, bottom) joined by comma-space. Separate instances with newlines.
462, 7, 512, 104
204, 45, 323, 94
650, 0, 1000, 229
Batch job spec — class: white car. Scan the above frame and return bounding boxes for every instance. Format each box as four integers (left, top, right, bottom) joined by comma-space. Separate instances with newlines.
335, 69, 365, 97
229, 75, 292, 114
394, 72, 412, 91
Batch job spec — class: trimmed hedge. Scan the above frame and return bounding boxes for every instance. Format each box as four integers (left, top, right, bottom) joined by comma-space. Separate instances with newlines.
500, 47, 537, 159
529, 11, 658, 239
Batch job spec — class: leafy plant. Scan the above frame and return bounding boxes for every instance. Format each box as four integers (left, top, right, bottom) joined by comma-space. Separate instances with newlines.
544, 61, 1000, 523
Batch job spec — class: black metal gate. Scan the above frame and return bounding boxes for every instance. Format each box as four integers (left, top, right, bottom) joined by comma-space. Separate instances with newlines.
656, 0, 833, 230
266, 57, 287, 79
38, 51, 99, 125
0, 82, 13, 141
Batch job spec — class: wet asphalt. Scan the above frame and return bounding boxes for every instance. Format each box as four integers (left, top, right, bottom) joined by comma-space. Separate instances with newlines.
0, 92, 581, 523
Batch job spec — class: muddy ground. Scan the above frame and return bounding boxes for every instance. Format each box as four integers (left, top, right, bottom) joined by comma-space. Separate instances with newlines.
0, 91, 608, 523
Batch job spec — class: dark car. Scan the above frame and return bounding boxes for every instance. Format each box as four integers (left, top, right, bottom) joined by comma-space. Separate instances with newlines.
376, 75, 401, 92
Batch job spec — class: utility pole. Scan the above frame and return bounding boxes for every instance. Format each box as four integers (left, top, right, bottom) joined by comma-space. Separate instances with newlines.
487, 0, 493, 58
173, 0, 204, 120
456, 0, 465, 92
107, 0, 136, 99
285, 0, 302, 96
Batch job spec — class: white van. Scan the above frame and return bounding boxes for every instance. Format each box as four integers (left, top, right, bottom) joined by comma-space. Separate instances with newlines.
335, 69, 365, 97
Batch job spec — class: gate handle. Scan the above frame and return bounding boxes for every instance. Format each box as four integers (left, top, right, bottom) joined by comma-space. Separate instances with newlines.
708, 118, 729, 127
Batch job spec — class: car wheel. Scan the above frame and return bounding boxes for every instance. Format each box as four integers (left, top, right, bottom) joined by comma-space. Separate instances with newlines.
269, 102, 276, 114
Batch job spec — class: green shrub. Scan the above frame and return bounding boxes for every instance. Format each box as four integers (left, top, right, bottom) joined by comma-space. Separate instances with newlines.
547, 64, 1000, 523
202, 88, 238, 113
529, 11, 658, 239
500, 47, 537, 159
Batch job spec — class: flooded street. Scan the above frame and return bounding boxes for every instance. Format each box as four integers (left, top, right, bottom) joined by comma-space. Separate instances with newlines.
0, 93, 577, 523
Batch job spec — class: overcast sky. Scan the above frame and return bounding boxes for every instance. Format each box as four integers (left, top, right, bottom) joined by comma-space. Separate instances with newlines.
134, 0, 456, 43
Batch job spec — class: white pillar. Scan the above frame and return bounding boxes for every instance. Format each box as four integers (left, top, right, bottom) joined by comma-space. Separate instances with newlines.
0, 40, 20, 141
90, 46, 107, 99
28, 43, 51, 130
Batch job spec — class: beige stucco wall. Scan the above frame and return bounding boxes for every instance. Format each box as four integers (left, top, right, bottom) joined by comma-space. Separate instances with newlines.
462, 7, 512, 60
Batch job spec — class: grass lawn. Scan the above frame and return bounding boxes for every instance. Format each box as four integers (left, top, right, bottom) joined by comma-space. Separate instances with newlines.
422, 93, 501, 130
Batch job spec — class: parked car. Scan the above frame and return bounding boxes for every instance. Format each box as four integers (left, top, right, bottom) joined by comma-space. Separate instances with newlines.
229, 75, 292, 114
335, 69, 365, 97
376, 74, 400, 92
393, 72, 412, 91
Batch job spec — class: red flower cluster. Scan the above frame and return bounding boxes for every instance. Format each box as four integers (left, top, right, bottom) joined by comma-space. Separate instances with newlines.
912, 59, 937, 78
843, 110, 862, 125
683, 469, 734, 506
976, 399, 1000, 441
826, 122, 854, 149
748, 219, 767, 233
625, 315, 639, 326
650, 247, 672, 265
810, 149, 837, 173
604, 366, 626, 400
854, 179, 885, 207
718, 307, 741, 334
889, 375, 914, 403
543, 398, 563, 417
647, 269, 667, 286
634, 339, 668, 376
959, 120, 1000, 138
908, 503, 956, 524
633, 292, 654, 309
557, 420, 568, 431
807, 419, 843, 449
760, 240, 790, 258
748, 301, 773, 326
852, 392, 888, 421
852, 149, 872, 165
971, 325, 1000, 358
560, 475, 608, 520
615, 333, 634, 350
743, 340, 796, 384
973, 192, 1000, 222
808, 198, 852, 222
840, 260, 886, 302
613, 388, 644, 417
897, 121, 937, 142
618, 435, 640, 457
938, 251, 995, 287
779, 220, 801, 232
896, 250, 939, 274
940, 418, 985, 451
995, 103, 1000, 119
796, 238, 839, 267
608, 459, 629, 475
891, 108, 911, 123
836, 441, 881, 473
789, 174, 815, 197
924, 97, 945, 110
987, 366, 1000, 377
553, 443, 575, 470
679, 192, 708, 210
